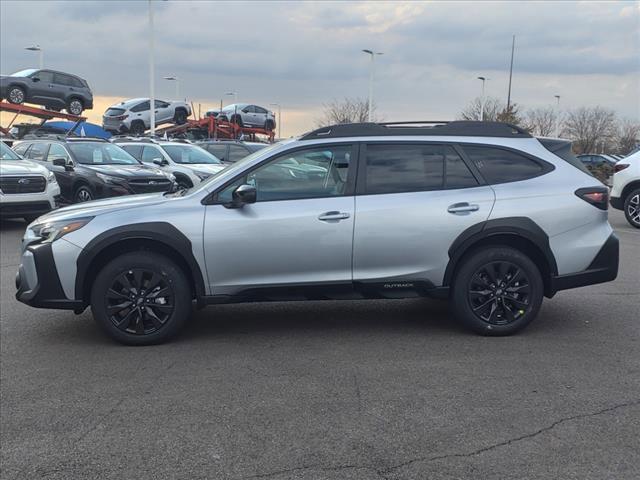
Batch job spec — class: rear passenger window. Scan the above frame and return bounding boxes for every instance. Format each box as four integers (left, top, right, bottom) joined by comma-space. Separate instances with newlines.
25, 143, 48, 161
463, 146, 543, 184
364, 144, 446, 194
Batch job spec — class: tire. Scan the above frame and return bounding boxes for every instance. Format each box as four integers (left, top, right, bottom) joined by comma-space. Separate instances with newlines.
174, 109, 188, 125
265, 120, 275, 131
90, 251, 192, 345
231, 114, 243, 127
67, 98, 84, 116
623, 188, 640, 229
7, 86, 25, 105
130, 121, 145, 136
74, 184, 94, 203
451, 246, 543, 336
174, 175, 192, 190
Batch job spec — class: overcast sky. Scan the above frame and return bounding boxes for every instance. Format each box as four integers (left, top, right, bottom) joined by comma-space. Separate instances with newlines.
1, 0, 638, 136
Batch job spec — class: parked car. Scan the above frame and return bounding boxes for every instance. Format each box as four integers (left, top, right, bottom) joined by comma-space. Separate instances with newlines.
577, 154, 618, 184
12, 136, 175, 203
198, 140, 268, 164
610, 150, 640, 228
14, 121, 619, 345
114, 138, 226, 189
102, 98, 191, 136
0, 141, 60, 221
214, 104, 276, 130
0, 68, 93, 115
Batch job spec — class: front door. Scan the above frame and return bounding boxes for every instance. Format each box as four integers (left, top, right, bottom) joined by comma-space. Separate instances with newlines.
203, 143, 357, 296
353, 142, 495, 289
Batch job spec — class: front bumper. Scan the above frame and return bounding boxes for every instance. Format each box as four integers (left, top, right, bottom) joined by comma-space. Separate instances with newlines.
15, 242, 84, 310
549, 233, 619, 295
0, 195, 61, 218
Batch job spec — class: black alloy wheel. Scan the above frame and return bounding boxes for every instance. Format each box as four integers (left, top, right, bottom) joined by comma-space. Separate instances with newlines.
451, 246, 543, 336
624, 189, 640, 228
106, 269, 174, 336
467, 261, 531, 325
68, 99, 83, 115
8, 86, 25, 104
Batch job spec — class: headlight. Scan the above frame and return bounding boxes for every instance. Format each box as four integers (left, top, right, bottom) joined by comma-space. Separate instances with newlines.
47, 171, 57, 184
96, 172, 123, 184
28, 217, 93, 244
194, 171, 211, 181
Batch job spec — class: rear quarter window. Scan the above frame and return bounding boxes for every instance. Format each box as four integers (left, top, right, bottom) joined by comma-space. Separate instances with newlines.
462, 145, 547, 184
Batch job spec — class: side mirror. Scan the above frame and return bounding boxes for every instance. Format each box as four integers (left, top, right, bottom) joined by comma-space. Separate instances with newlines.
153, 158, 168, 166
52, 158, 73, 170
231, 184, 256, 207
32, 77, 40, 83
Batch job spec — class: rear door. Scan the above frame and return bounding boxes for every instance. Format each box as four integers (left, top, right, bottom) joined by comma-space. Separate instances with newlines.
154, 100, 172, 123
353, 142, 495, 289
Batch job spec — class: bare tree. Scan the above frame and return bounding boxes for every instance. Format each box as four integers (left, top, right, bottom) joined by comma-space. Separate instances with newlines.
563, 106, 617, 154
459, 96, 503, 121
615, 118, 640, 155
316, 98, 378, 127
524, 107, 559, 137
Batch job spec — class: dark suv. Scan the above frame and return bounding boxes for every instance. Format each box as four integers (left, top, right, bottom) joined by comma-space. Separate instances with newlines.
12, 136, 175, 203
1, 69, 93, 115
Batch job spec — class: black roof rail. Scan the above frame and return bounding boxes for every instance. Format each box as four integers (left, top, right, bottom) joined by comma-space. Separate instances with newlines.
300, 121, 532, 140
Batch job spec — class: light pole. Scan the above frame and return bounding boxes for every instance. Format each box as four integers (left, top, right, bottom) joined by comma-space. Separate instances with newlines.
270, 103, 281, 138
554, 95, 561, 137
163, 76, 180, 99
477, 76, 488, 121
362, 49, 383, 122
148, 0, 156, 135
25, 45, 43, 69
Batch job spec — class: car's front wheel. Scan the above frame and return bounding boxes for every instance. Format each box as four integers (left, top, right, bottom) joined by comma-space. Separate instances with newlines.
74, 185, 94, 203
623, 188, 640, 229
91, 252, 192, 345
7, 86, 25, 105
174, 109, 188, 124
451, 246, 543, 336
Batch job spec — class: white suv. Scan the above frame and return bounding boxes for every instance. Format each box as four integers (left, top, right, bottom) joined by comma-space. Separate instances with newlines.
610, 150, 640, 228
0, 142, 60, 222
114, 139, 226, 189
102, 98, 192, 136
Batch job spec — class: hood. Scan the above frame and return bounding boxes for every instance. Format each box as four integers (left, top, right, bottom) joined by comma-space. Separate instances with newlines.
0, 159, 50, 176
33, 192, 168, 224
83, 164, 168, 179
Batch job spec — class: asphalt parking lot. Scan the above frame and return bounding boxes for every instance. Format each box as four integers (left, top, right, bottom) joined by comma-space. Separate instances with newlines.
0, 211, 638, 480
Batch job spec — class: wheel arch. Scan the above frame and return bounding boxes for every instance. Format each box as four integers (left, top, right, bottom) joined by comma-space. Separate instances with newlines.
75, 222, 206, 306
443, 217, 558, 297
172, 171, 193, 187
621, 180, 640, 201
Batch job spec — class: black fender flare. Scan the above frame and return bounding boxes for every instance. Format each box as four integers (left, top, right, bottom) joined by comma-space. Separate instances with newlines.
172, 171, 193, 188
75, 222, 206, 303
443, 216, 558, 287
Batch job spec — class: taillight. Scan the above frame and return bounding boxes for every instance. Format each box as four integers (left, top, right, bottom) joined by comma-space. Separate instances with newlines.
115, 114, 128, 120
575, 187, 609, 210
614, 163, 629, 173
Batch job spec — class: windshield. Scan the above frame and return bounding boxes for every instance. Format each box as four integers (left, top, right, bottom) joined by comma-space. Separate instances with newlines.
162, 145, 221, 164
68, 142, 141, 165
10, 68, 38, 77
0, 142, 21, 160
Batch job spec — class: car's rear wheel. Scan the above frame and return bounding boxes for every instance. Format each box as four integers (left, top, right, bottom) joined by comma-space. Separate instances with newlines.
90, 252, 191, 345
74, 185, 94, 203
67, 98, 84, 116
231, 114, 243, 127
265, 119, 275, 131
623, 188, 640, 229
451, 246, 543, 336
130, 120, 145, 136
7, 86, 25, 105
174, 109, 188, 125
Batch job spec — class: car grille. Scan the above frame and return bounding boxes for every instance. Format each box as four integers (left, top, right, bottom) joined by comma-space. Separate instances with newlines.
0, 176, 47, 194
128, 179, 172, 194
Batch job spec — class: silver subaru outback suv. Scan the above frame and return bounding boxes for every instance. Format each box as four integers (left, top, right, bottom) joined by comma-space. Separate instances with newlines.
15, 121, 619, 345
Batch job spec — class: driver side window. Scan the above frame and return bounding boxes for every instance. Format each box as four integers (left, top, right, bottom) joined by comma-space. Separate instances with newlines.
218, 145, 353, 203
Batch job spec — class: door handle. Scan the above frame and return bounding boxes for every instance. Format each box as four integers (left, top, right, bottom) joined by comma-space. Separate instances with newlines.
318, 211, 350, 221
447, 202, 480, 214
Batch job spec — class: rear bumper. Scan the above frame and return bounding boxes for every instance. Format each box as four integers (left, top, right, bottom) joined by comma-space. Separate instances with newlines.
549, 233, 619, 295
15, 242, 84, 310
610, 196, 624, 210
